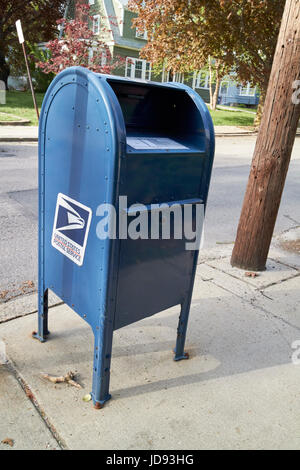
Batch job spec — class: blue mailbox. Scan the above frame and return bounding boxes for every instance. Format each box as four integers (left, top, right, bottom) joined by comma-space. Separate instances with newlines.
35, 66, 215, 408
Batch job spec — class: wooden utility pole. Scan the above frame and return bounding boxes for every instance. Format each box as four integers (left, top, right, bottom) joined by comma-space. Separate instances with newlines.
231, 0, 300, 271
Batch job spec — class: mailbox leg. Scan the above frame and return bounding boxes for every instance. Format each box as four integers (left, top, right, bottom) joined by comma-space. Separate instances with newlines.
33, 289, 50, 342
174, 299, 191, 361
91, 327, 113, 409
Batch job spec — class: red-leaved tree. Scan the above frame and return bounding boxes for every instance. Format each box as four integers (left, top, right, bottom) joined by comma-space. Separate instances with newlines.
37, 3, 124, 75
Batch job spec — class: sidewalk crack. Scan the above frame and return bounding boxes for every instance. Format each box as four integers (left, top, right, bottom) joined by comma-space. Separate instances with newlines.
6, 359, 68, 450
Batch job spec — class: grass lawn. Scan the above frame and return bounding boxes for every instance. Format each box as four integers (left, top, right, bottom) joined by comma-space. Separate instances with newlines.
0, 91, 256, 128
0, 112, 22, 122
210, 108, 255, 127
0, 91, 44, 126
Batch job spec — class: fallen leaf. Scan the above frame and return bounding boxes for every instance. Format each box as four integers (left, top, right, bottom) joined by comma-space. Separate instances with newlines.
1, 438, 14, 447
0, 290, 8, 299
245, 272, 259, 278
25, 280, 35, 288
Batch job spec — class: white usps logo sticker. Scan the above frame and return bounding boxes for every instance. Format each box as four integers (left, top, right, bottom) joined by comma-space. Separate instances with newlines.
52, 193, 92, 266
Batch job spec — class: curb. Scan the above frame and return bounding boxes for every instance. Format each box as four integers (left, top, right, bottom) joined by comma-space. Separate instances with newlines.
215, 132, 257, 137
0, 120, 31, 126
0, 133, 257, 143
0, 132, 299, 143
0, 137, 38, 142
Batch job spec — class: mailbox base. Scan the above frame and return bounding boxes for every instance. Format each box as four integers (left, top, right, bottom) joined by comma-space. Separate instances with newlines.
173, 350, 190, 362
92, 393, 112, 410
32, 331, 48, 343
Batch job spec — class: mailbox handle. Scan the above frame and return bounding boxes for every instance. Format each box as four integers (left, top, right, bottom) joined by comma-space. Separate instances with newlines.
125, 198, 203, 215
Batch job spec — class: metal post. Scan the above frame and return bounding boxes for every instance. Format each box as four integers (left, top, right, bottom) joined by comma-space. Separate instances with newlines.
16, 20, 39, 121
21, 42, 39, 121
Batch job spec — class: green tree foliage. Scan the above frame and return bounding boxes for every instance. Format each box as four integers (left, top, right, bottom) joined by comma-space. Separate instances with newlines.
129, 0, 285, 117
0, 1, 67, 89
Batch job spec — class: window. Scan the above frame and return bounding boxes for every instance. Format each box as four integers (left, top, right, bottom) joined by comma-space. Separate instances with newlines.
125, 57, 151, 81
93, 15, 100, 35
220, 80, 229, 96
239, 83, 256, 97
136, 28, 148, 40
89, 48, 108, 67
88, 48, 94, 64
173, 72, 184, 83
195, 71, 209, 89
89, 0, 95, 4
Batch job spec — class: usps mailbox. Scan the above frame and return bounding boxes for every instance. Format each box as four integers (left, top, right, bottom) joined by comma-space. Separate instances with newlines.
35, 66, 215, 408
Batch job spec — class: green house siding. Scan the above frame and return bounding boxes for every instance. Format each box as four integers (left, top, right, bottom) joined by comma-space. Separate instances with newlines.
123, 10, 137, 40
112, 46, 139, 77
114, 46, 140, 59
112, 46, 162, 83
196, 89, 210, 103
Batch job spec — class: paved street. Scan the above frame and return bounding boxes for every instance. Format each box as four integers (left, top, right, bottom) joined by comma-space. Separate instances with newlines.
1, 137, 299, 303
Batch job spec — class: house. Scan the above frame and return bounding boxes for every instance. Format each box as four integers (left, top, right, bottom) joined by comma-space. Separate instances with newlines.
83, 0, 153, 81
189, 71, 260, 107
69, 1, 260, 107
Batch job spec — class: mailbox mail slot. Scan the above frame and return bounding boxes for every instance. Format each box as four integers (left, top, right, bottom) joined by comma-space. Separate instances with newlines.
35, 66, 215, 408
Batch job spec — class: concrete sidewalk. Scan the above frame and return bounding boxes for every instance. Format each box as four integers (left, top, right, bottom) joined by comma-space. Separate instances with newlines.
0, 125, 258, 142
0, 237, 299, 450
0, 126, 39, 142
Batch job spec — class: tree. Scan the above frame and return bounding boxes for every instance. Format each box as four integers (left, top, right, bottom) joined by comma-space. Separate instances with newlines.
129, 0, 285, 120
208, 58, 229, 111
231, 0, 300, 271
0, 1, 67, 89
36, 3, 125, 75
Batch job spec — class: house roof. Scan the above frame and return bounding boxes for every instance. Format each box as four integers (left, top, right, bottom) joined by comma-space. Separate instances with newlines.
117, 0, 129, 7
104, 0, 142, 50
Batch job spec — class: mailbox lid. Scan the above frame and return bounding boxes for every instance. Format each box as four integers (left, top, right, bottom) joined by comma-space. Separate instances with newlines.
105, 77, 215, 156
